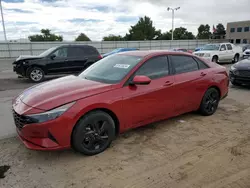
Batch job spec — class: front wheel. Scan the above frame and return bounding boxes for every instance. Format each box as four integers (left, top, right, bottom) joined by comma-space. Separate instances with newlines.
72, 111, 116, 156
27, 67, 45, 82
199, 88, 220, 116
233, 54, 239, 63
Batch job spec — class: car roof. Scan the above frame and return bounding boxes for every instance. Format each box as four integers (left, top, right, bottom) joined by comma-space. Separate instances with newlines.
58, 44, 95, 48
118, 50, 193, 57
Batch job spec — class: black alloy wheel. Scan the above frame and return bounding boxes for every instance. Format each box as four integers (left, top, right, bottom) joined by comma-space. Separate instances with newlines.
199, 88, 220, 116
72, 111, 116, 156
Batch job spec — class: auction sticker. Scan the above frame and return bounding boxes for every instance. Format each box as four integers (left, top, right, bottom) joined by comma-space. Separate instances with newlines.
114, 64, 130, 69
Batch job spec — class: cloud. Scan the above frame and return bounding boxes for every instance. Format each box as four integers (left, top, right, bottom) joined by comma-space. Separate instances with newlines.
0, 0, 249, 41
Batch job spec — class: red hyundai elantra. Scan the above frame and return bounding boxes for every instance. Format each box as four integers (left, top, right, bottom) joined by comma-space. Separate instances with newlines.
12, 50, 229, 155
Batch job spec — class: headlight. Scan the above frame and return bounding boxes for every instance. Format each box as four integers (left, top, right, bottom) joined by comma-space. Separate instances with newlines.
26, 102, 75, 123
203, 53, 210, 57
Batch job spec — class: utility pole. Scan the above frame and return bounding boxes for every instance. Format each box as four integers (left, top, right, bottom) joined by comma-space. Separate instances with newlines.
0, 0, 7, 41
167, 7, 180, 40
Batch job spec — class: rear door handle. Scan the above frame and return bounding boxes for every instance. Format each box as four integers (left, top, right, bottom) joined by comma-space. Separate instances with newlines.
163, 81, 174, 86
64, 59, 69, 62
200, 72, 206, 76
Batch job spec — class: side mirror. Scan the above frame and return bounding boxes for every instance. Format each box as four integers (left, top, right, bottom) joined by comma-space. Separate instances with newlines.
130, 75, 151, 85
220, 47, 225, 51
50, 54, 56, 59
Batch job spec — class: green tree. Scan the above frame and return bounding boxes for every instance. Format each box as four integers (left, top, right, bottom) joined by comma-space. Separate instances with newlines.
197, 24, 211, 39
173, 27, 195, 40
213, 23, 226, 39
125, 16, 162, 40
158, 31, 171, 40
28, 29, 63, 42
75, 33, 91, 41
103, 34, 123, 41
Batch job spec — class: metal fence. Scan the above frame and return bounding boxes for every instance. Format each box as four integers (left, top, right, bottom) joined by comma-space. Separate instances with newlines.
0, 39, 228, 59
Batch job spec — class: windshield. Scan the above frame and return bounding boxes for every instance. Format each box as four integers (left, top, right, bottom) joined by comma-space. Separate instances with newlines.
79, 54, 143, 84
38, 46, 58, 57
202, 44, 220, 51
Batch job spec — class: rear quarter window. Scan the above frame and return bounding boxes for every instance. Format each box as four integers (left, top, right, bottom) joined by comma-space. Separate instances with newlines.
84, 46, 100, 56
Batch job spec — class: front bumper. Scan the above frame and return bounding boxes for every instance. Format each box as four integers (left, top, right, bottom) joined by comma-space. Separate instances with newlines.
12, 102, 75, 151
229, 70, 250, 85
13, 63, 26, 76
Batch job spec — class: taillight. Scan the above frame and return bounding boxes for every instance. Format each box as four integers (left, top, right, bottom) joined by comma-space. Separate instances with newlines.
98, 55, 102, 59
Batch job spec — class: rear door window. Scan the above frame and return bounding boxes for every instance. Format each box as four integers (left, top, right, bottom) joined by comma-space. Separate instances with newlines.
68, 47, 85, 57
170, 55, 199, 74
226, 44, 233, 50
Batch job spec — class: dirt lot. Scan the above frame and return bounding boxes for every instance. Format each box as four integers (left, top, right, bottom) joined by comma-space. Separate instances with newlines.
1, 63, 250, 188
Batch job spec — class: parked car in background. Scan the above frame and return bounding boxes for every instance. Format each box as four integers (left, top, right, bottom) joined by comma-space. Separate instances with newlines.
229, 58, 250, 86
242, 44, 250, 59
242, 44, 250, 52
102, 48, 138, 58
172, 48, 193, 54
13, 45, 102, 82
12, 50, 229, 156
194, 46, 204, 52
193, 43, 242, 63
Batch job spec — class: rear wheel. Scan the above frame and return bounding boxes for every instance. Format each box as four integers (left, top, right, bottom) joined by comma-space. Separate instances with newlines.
212, 56, 218, 63
27, 67, 45, 82
199, 88, 220, 116
72, 111, 116, 156
233, 54, 239, 63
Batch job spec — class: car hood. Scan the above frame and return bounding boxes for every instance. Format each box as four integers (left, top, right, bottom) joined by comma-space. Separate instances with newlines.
18, 75, 115, 111
194, 50, 215, 54
13, 55, 43, 63
234, 59, 250, 69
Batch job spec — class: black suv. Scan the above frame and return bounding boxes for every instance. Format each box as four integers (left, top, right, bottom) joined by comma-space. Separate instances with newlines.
13, 45, 102, 82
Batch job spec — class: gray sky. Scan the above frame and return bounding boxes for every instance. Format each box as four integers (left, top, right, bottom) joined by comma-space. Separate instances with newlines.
1, 0, 250, 41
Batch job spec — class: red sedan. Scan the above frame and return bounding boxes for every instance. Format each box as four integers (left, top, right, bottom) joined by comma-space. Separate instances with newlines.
12, 51, 229, 155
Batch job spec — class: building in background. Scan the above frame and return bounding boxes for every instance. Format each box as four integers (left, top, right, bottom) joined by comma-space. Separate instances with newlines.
226, 20, 250, 44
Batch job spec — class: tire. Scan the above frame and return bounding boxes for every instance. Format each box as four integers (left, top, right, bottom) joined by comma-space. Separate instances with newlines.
233, 54, 239, 63
72, 111, 116, 156
27, 67, 45, 83
212, 56, 218, 63
199, 88, 220, 116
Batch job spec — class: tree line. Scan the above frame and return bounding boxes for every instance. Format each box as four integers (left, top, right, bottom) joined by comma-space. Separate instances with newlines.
28, 16, 226, 42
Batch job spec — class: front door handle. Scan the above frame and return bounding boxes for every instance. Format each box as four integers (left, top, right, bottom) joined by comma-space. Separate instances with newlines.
200, 72, 206, 76
64, 59, 69, 62
163, 81, 174, 86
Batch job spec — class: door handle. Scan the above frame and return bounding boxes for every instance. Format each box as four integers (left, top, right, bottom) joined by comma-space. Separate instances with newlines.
200, 72, 206, 76
64, 59, 69, 62
163, 81, 174, 86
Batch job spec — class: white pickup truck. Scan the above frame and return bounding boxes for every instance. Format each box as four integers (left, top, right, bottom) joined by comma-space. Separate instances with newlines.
193, 43, 243, 63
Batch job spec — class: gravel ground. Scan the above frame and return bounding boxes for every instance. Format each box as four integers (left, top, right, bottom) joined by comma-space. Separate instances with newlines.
0, 62, 250, 188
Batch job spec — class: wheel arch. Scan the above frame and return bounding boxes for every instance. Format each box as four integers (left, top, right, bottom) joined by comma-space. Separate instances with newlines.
70, 107, 120, 146
207, 85, 221, 98
26, 64, 47, 76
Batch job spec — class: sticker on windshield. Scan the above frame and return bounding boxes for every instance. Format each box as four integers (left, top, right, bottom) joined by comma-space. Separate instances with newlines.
114, 64, 130, 69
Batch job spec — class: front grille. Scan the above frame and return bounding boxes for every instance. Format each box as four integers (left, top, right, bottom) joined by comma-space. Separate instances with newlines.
238, 70, 250, 77
12, 110, 35, 130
